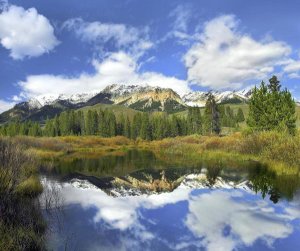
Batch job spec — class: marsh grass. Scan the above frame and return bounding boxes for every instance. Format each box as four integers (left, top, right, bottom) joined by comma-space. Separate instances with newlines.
146, 131, 300, 174
11, 131, 300, 175
0, 138, 45, 250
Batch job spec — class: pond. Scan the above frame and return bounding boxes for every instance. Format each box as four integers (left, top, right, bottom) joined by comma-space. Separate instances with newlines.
41, 150, 300, 251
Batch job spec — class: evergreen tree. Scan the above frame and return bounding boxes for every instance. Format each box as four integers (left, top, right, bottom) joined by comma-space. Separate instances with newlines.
107, 111, 116, 137
28, 122, 42, 137
54, 115, 60, 136
85, 110, 98, 135
117, 114, 125, 136
140, 113, 152, 140
203, 93, 221, 135
169, 115, 179, 137
44, 119, 55, 136
247, 76, 296, 134
236, 108, 245, 122
187, 107, 202, 134
124, 116, 131, 138
131, 113, 142, 139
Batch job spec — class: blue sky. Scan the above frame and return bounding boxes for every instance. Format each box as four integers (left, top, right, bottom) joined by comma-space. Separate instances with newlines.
0, 0, 300, 112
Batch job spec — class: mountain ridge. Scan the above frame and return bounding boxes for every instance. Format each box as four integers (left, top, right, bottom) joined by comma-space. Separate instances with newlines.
27, 84, 252, 109
0, 84, 264, 124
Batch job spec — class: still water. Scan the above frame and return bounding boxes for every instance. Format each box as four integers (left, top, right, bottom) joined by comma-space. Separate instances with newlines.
42, 150, 300, 251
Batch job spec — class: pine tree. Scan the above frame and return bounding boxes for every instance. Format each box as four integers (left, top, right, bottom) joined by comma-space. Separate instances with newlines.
117, 114, 125, 136
44, 118, 55, 136
54, 115, 60, 136
28, 122, 41, 137
203, 92, 221, 135
124, 116, 131, 138
85, 110, 98, 135
107, 111, 116, 137
247, 76, 296, 134
187, 107, 202, 134
236, 108, 245, 122
131, 113, 142, 139
140, 113, 152, 140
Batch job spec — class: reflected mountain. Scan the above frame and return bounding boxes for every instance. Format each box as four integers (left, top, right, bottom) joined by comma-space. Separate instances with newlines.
41, 150, 300, 251
66, 169, 253, 197
42, 150, 300, 203
43, 175, 300, 251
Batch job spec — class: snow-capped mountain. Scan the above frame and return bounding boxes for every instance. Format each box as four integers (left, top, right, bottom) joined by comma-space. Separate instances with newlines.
28, 92, 99, 109
0, 83, 254, 123
182, 89, 252, 107
102, 84, 187, 112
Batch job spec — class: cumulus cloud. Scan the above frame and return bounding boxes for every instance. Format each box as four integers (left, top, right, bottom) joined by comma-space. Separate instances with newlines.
63, 18, 153, 57
0, 5, 59, 60
0, 99, 15, 113
184, 15, 291, 89
18, 51, 190, 99
185, 190, 297, 251
46, 177, 300, 251
283, 59, 300, 79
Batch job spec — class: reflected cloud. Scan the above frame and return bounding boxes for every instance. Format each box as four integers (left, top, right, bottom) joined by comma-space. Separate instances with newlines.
45, 177, 300, 251
185, 190, 299, 251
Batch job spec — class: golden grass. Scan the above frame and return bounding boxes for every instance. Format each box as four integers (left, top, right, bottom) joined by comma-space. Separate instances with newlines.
17, 135, 135, 161
9, 130, 300, 176
144, 131, 300, 175
16, 175, 43, 197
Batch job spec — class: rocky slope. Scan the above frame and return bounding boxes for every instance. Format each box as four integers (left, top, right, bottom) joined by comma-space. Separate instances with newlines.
102, 84, 187, 113
0, 84, 253, 123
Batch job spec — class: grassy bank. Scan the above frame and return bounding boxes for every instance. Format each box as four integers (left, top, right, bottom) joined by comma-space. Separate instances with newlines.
0, 138, 45, 250
12, 130, 300, 175
146, 131, 300, 175
1, 131, 299, 249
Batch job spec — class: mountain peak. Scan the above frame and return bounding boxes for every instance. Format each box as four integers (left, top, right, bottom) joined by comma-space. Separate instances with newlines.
1, 83, 254, 123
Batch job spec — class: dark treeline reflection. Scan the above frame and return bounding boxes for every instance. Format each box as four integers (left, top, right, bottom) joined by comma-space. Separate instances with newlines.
249, 163, 300, 203
43, 150, 159, 178
42, 150, 300, 203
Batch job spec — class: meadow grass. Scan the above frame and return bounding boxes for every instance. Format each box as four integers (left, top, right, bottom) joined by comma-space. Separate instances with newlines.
0, 138, 46, 250
15, 130, 300, 175
145, 131, 300, 175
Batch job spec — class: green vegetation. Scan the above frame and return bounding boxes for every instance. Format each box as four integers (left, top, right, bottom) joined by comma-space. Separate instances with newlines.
247, 76, 296, 135
0, 75, 299, 250
148, 131, 300, 173
0, 100, 246, 140
0, 138, 45, 250
203, 92, 221, 134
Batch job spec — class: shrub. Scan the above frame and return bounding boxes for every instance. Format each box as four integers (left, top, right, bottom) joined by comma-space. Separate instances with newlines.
0, 138, 45, 250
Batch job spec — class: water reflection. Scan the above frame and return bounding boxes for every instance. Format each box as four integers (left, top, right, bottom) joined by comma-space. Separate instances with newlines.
42, 150, 300, 250
45, 177, 300, 251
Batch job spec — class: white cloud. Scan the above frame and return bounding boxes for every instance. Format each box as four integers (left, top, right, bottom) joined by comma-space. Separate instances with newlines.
161, 4, 199, 46
44, 177, 300, 251
0, 99, 15, 113
283, 59, 300, 79
169, 5, 191, 33
63, 18, 153, 58
18, 51, 190, 99
0, 5, 59, 60
184, 15, 291, 90
185, 190, 297, 251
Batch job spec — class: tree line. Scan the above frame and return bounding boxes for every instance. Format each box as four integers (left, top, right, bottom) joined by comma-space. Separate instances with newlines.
0, 75, 295, 138
0, 98, 245, 139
